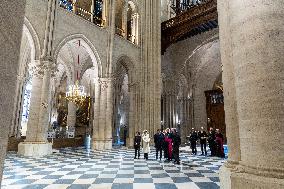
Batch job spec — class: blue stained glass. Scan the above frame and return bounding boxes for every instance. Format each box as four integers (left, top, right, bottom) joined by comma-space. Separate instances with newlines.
59, 0, 73, 12
21, 81, 32, 122
94, 1, 103, 17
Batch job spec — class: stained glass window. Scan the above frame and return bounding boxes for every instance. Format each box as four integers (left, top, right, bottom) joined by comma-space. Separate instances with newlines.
20, 78, 32, 136
59, 0, 73, 12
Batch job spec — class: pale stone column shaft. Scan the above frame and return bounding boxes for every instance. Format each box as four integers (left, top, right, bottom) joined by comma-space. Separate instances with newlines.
67, 102, 76, 128
230, 0, 284, 172
217, 0, 241, 164
139, 0, 161, 135
122, 0, 128, 38
92, 81, 100, 148
105, 79, 114, 149
98, 83, 106, 143
0, 0, 26, 183
219, 0, 284, 188
127, 84, 136, 146
35, 66, 52, 142
10, 75, 25, 137
25, 75, 43, 142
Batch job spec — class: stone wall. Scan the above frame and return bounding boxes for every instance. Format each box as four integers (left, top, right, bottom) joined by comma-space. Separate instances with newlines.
161, 29, 221, 131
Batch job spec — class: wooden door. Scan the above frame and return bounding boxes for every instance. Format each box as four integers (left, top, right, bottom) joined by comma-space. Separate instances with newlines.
205, 90, 226, 139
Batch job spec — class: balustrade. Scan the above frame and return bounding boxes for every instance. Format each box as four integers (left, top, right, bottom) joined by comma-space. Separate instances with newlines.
162, 0, 217, 53
170, 0, 209, 15
58, 0, 105, 27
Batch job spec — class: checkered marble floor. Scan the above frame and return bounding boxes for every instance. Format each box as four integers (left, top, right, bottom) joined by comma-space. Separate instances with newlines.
1, 146, 226, 189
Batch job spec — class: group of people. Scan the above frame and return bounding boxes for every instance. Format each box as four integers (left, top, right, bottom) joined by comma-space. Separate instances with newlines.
133, 128, 181, 164
133, 126, 225, 164
188, 127, 225, 158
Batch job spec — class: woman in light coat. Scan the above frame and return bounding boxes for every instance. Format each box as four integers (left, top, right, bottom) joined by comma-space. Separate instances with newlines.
142, 130, 150, 160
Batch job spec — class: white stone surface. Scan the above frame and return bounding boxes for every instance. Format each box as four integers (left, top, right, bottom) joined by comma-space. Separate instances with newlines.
18, 142, 52, 157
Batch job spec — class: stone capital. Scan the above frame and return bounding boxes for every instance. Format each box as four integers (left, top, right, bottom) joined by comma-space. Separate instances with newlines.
98, 78, 113, 91
29, 60, 56, 78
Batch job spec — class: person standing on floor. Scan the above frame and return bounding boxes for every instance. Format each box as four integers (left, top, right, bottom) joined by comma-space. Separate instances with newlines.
154, 129, 164, 160
142, 130, 150, 160
164, 128, 173, 161
208, 127, 216, 156
172, 128, 181, 164
215, 129, 225, 158
189, 128, 198, 155
162, 130, 169, 160
134, 131, 141, 159
198, 127, 208, 156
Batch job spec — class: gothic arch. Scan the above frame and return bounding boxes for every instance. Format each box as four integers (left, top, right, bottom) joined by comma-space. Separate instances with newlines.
182, 34, 219, 73
53, 34, 102, 77
23, 17, 41, 61
115, 55, 136, 84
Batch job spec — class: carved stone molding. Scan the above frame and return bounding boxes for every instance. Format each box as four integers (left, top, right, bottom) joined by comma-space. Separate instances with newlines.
161, 0, 218, 53
29, 60, 56, 78
98, 78, 113, 91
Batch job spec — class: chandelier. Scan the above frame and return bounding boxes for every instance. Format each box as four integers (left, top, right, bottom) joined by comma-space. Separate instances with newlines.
66, 39, 87, 105
66, 80, 87, 105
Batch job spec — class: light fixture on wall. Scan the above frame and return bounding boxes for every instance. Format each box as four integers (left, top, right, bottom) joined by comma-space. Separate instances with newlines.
66, 40, 87, 105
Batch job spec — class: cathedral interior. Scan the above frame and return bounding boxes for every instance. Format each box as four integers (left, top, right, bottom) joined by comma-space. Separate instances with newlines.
0, 0, 283, 189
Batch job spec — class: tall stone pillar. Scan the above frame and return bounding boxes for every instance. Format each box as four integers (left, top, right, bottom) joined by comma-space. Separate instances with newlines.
139, 0, 161, 136
92, 80, 101, 149
121, 0, 128, 38
127, 83, 137, 147
105, 78, 114, 149
218, 0, 284, 188
131, 13, 139, 44
92, 78, 113, 150
18, 62, 54, 157
67, 101, 76, 130
0, 0, 26, 183
10, 74, 25, 137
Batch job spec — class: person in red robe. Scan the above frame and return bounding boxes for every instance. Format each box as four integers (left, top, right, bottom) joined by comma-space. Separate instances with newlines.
215, 129, 225, 158
164, 128, 173, 161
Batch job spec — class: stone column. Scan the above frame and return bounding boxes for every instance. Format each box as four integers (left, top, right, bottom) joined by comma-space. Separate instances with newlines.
92, 78, 113, 150
10, 75, 25, 137
218, 0, 284, 188
127, 83, 136, 147
105, 78, 114, 149
131, 13, 139, 44
0, 0, 26, 183
92, 80, 101, 149
218, 0, 242, 188
67, 101, 76, 131
139, 0, 161, 135
121, 0, 128, 38
18, 62, 53, 157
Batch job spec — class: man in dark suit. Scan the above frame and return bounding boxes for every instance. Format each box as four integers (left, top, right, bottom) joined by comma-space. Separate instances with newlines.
172, 128, 181, 164
154, 129, 164, 160
189, 128, 198, 155
208, 127, 216, 156
198, 127, 208, 155
134, 132, 141, 159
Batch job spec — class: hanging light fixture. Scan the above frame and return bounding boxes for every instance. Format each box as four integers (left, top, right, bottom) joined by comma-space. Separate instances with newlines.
66, 40, 87, 105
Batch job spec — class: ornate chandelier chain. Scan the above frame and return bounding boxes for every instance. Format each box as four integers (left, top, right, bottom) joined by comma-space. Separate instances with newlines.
65, 40, 87, 105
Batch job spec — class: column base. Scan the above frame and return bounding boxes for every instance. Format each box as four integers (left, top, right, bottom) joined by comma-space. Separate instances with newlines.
18, 142, 52, 157
220, 163, 284, 189
92, 139, 112, 150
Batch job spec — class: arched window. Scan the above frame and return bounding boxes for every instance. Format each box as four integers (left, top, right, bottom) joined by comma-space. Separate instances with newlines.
20, 75, 32, 136
126, 1, 139, 44
115, 0, 126, 37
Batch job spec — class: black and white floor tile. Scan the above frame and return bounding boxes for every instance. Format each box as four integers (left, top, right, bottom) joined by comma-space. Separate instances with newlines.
1, 146, 226, 189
